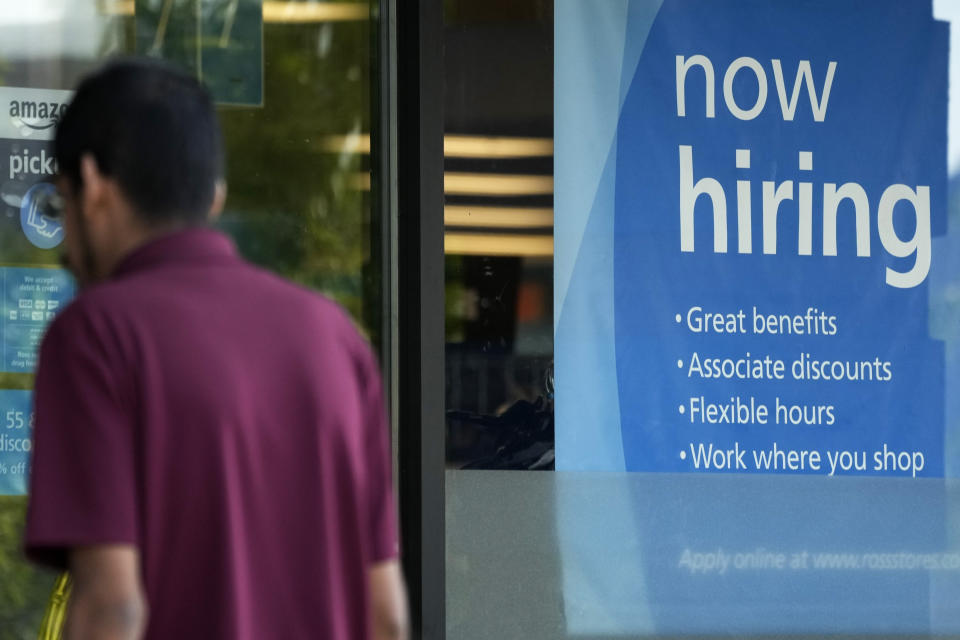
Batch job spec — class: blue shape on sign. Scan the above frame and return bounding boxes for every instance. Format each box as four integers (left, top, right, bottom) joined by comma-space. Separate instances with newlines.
611, 0, 948, 476
0, 389, 33, 495
1, 267, 75, 373
20, 182, 63, 249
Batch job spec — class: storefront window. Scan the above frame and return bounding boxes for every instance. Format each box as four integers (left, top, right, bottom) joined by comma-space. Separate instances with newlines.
0, 2, 380, 634
445, 1, 960, 637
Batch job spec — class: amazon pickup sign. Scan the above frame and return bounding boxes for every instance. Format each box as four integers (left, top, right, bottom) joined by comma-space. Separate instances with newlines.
0, 87, 77, 492
0, 87, 76, 377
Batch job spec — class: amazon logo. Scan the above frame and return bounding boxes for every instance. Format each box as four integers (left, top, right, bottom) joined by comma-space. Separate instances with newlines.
9, 100, 68, 131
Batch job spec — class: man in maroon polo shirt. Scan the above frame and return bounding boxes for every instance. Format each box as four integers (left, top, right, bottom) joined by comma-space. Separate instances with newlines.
24, 59, 407, 639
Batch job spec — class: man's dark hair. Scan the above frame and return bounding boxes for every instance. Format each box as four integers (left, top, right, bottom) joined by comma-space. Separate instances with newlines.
55, 58, 224, 226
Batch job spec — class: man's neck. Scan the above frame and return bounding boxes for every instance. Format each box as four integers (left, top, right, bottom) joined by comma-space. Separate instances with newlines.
100, 221, 193, 280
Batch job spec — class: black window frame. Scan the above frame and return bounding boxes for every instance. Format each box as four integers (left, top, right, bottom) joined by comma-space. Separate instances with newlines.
387, 0, 446, 638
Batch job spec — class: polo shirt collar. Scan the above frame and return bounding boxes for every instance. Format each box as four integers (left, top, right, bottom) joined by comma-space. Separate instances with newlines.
112, 227, 239, 278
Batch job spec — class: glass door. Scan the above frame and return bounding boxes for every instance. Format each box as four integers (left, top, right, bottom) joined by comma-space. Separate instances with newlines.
0, 2, 383, 636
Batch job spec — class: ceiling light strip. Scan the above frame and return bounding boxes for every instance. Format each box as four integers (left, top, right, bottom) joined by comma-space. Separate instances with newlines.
445, 232, 554, 257
263, 2, 368, 22
444, 135, 553, 158
319, 134, 372, 154
444, 205, 553, 229
98, 0, 133, 15
320, 134, 553, 159
444, 172, 553, 196
99, 1, 369, 23
350, 172, 553, 197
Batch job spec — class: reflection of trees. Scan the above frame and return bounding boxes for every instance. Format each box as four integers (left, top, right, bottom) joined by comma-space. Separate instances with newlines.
0, 12, 376, 638
219, 21, 374, 338
0, 495, 56, 639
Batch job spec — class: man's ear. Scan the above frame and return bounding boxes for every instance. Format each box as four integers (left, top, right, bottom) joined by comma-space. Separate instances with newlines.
208, 180, 227, 222
78, 153, 106, 218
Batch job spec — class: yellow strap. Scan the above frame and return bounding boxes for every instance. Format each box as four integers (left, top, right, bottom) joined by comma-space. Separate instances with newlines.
37, 572, 71, 640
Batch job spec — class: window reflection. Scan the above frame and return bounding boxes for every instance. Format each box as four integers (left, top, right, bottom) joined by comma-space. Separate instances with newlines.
0, 2, 378, 634
442, 1, 554, 469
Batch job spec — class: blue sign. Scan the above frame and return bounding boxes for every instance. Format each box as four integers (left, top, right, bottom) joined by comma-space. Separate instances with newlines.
0, 389, 33, 495
554, 1, 960, 634
20, 182, 63, 249
556, 0, 951, 479
1, 267, 74, 373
